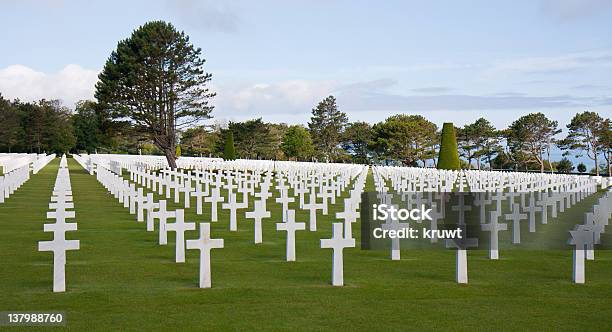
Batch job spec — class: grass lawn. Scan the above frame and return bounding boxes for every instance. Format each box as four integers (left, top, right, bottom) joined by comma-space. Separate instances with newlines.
1, 158, 611, 331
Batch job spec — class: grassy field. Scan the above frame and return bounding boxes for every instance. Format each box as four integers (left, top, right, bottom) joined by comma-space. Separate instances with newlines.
1, 158, 612, 331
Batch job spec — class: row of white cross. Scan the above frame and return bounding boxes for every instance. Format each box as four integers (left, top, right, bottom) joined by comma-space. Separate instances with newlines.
372, 165, 608, 284
0, 153, 55, 204
0, 153, 55, 174
0, 163, 30, 204
122, 161, 364, 239
32, 154, 56, 174
570, 189, 612, 283
94, 165, 225, 288
0, 153, 38, 173
86, 155, 369, 287
37, 155, 80, 292
84, 154, 223, 173
74, 154, 611, 286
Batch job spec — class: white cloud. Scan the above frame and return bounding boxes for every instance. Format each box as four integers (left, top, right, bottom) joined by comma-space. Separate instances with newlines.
484, 51, 612, 78
0, 64, 98, 106
209, 77, 611, 127
1, 64, 607, 130
214, 79, 337, 119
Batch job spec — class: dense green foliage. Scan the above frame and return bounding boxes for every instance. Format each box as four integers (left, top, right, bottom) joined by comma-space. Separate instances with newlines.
180, 126, 219, 157
281, 125, 314, 161
342, 122, 374, 164
95, 21, 215, 168
457, 118, 500, 170
308, 96, 348, 162
0, 95, 75, 154
437, 122, 461, 170
505, 113, 560, 173
555, 157, 574, 173
372, 115, 438, 166
0, 84, 609, 173
223, 131, 236, 160
561, 111, 610, 175
225, 119, 284, 160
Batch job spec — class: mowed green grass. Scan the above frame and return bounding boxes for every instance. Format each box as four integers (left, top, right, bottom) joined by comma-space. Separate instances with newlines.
1, 158, 612, 331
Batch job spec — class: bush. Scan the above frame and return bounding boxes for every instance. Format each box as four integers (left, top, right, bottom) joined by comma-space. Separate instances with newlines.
437, 123, 460, 170
555, 157, 574, 173
577, 163, 586, 173
224, 131, 236, 160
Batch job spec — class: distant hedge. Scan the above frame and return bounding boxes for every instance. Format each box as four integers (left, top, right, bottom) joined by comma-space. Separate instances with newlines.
224, 131, 236, 160
437, 122, 460, 170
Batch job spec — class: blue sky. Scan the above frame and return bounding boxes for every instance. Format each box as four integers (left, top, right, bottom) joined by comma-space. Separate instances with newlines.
0, 0, 611, 138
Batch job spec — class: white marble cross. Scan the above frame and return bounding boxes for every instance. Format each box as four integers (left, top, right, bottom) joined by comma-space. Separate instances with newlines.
46, 208, 75, 223
336, 198, 359, 239
569, 228, 594, 284
144, 193, 159, 232
276, 209, 306, 261
536, 198, 549, 225
49, 201, 74, 211
192, 182, 207, 215
150, 200, 175, 244
222, 191, 239, 231
123, 181, 131, 208
320, 222, 355, 286
445, 236, 479, 284
505, 203, 527, 244
38, 221, 79, 292
381, 206, 409, 260
302, 188, 324, 231
255, 183, 272, 210
295, 183, 308, 209
165, 209, 196, 262
581, 212, 604, 260
164, 176, 173, 199
473, 192, 488, 224
173, 178, 182, 203
527, 193, 537, 233
319, 188, 332, 215
245, 199, 270, 244
275, 189, 294, 222
180, 178, 193, 209
186, 223, 224, 288
481, 211, 507, 260
451, 194, 471, 225
135, 188, 147, 222
237, 187, 249, 210
205, 186, 224, 222
428, 202, 442, 243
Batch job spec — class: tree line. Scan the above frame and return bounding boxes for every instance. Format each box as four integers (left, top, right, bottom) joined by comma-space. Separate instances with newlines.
0, 21, 609, 175
1, 92, 609, 175
183, 96, 611, 176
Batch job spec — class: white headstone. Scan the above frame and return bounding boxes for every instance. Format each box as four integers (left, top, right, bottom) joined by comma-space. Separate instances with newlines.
445, 236, 478, 284
165, 209, 196, 263
186, 223, 224, 288
245, 199, 270, 244
481, 211, 507, 260
505, 203, 527, 244
320, 222, 355, 286
276, 210, 305, 261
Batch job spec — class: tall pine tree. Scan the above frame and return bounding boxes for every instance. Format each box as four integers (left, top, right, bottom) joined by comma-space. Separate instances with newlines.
308, 96, 348, 162
95, 21, 215, 169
